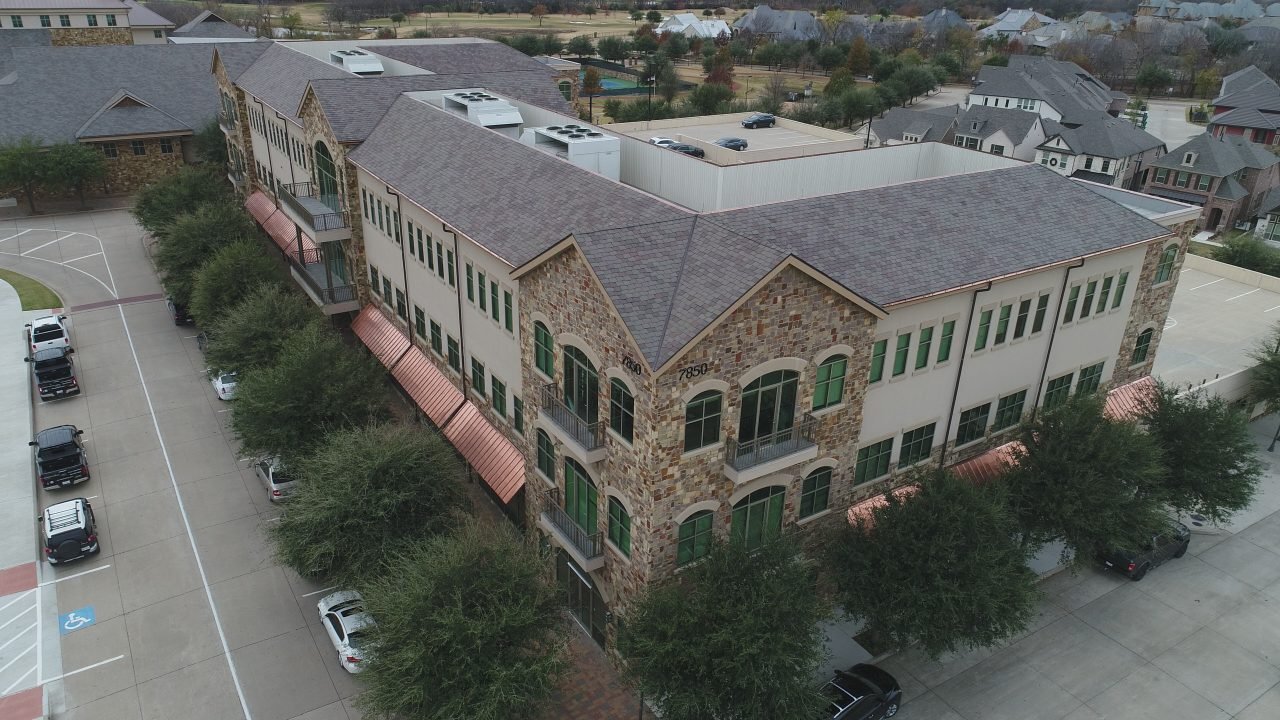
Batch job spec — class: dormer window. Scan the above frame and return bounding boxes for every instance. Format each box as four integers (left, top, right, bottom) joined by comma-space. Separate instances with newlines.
1182, 152, 1197, 166
971, 122, 980, 131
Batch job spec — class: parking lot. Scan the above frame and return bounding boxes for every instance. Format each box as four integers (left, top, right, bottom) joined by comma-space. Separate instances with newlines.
621, 120, 839, 152
0, 210, 361, 720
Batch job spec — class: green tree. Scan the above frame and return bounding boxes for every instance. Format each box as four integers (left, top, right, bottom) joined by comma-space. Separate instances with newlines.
755, 42, 786, 69
231, 322, 388, 457
646, 9, 663, 23
632, 31, 659, 54
819, 9, 846, 43
825, 469, 1039, 658
192, 119, 228, 165
837, 86, 881, 129
271, 423, 467, 582
664, 31, 690, 59
598, 35, 630, 62
1136, 63, 1174, 96
686, 82, 734, 114
878, 77, 910, 108
541, 34, 564, 56
825, 67, 857, 97
984, 53, 1009, 67
816, 45, 845, 71
566, 34, 595, 60
132, 165, 230, 235
630, 9, 644, 24
357, 520, 568, 720
188, 239, 282, 327
846, 35, 871, 74
530, 3, 548, 26
1139, 381, 1263, 525
205, 283, 321, 372
894, 65, 938, 101
705, 46, 734, 86
1214, 233, 1280, 275
281, 10, 303, 35
621, 538, 829, 720
897, 47, 924, 66
0, 137, 47, 214
153, 200, 257, 305
509, 34, 542, 56
1006, 392, 1169, 562
1253, 324, 1280, 445
43, 142, 105, 209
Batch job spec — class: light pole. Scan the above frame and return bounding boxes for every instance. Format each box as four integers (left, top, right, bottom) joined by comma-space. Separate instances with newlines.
645, 75, 655, 122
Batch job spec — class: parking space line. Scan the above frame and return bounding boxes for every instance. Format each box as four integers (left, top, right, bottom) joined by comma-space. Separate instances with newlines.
1187, 278, 1224, 291
0, 229, 32, 244
299, 586, 337, 598
61, 252, 103, 264
0, 590, 33, 615
40, 654, 124, 685
1266, 305, 1280, 312
18, 235, 68, 257
1226, 288, 1261, 302
37, 565, 109, 587
0, 645, 34, 675
0, 605, 34, 632
2, 666, 35, 696
0, 623, 34, 652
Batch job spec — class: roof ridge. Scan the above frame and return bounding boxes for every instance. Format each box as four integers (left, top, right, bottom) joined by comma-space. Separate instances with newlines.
651, 218, 702, 361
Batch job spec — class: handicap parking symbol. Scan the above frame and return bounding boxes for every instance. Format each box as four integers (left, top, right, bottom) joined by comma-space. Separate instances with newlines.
59, 606, 95, 635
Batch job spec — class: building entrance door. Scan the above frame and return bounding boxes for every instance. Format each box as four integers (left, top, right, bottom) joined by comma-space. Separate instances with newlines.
556, 551, 608, 647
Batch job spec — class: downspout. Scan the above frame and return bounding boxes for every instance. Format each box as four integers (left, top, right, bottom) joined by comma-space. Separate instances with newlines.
387, 186, 410, 341
252, 97, 278, 208
1029, 258, 1085, 419
938, 281, 991, 469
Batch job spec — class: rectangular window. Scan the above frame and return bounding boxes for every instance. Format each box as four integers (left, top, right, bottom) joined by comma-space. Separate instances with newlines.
1044, 373, 1073, 409
993, 390, 1027, 430
1077, 362, 1104, 394
466, 264, 474, 302
892, 332, 911, 376
869, 339, 888, 382
102, 143, 117, 159
1175, 171, 1189, 188
1112, 271, 1128, 309
937, 320, 955, 363
414, 306, 426, 338
376, 200, 384, 231
10, 16, 22, 27
1097, 276, 1113, 312
447, 336, 460, 371
38, 14, 49, 26
1101, 159, 1110, 173
392, 211, 401, 244
382, 277, 392, 302
1084, 157, 1094, 170
490, 281, 500, 322
813, 356, 848, 410
1080, 280, 1097, 318
994, 303, 1012, 344
1155, 168, 1168, 184
477, 272, 487, 311
87, 14, 97, 26
974, 309, 992, 350
430, 320, 442, 355
989, 144, 1005, 156
898, 423, 937, 468
504, 291, 513, 332
471, 358, 485, 395
956, 403, 991, 445
1063, 285, 1080, 323
369, 266, 379, 293
159, 138, 173, 154
446, 250, 455, 286
406, 220, 414, 249
513, 397, 524, 435
153, 29, 163, 38
130, 140, 145, 155
492, 378, 506, 418
854, 438, 893, 485
915, 326, 933, 370
1013, 298, 1031, 339
1197, 175, 1211, 192
416, 229, 424, 264
58, 14, 69, 26
395, 289, 406, 320
436, 241, 445, 278
1032, 293, 1049, 334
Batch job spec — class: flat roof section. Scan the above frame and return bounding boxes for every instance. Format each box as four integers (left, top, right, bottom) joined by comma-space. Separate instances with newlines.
1154, 256, 1280, 389
611, 113, 862, 165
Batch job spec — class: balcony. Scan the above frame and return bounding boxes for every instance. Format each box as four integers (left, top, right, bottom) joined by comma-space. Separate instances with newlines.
537, 495, 604, 572
723, 413, 819, 484
278, 182, 350, 243
287, 246, 359, 315
218, 111, 236, 135
537, 383, 606, 464
227, 165, 247, 189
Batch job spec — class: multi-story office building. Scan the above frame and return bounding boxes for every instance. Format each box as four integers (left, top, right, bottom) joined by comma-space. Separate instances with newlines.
0, 0, 172, 45
216, 39, 1199, 650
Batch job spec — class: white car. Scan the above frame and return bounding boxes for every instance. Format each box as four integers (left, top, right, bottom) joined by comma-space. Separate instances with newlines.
26, 315, 70, 354
210, 371, 238, 401
648, 136, 677, 147
318, 591, 374, 674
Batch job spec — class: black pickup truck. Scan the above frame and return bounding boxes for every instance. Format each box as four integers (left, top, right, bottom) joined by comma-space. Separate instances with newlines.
30, 425, 89, 489
25, 346, 79, 400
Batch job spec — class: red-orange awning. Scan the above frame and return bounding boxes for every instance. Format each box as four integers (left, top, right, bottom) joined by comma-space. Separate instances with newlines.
390, 345, 465, 428
244, 191, 319, 256
351, 306, 409, 368
441, 402, 525, 504
949, 441, 1020, 485
245, 190, 275, 224
847, 484, 918, 526
1104, 375, 1156, 421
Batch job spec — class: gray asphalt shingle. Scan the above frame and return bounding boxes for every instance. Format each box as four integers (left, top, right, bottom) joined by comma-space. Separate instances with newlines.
1152, 132, 1280, 176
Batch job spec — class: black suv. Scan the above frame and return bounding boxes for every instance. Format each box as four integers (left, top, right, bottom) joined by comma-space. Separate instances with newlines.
715, 137, 748, 151
668, 143, 705, 158
25, 346, 79, 400
31, 425, 89, 490
41, 498, 99, 565
741, 112, 776, 129
822, 663, 902, 719
1098, 520, 1191, 581
167, 296, 195, 326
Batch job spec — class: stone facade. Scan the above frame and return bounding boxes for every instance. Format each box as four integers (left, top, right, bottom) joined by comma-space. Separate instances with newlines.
49, 27, 132, 46
1110, 227, 1193, 387
97, 137, 185, 193
300, 91, 365, 304
213, 54, 255, 195
519, 247, 878, 640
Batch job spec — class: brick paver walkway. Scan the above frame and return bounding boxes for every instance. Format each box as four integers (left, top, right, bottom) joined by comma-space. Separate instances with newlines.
541, 631, 646, 720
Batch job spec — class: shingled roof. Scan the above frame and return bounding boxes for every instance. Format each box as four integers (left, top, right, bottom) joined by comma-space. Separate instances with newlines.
234, 42, 348, 123
1041, 111, 1165, 159
955, 105, 1041, 144
871, 105, 959, 144
171, 10, 254, 39
1152, 132, 1280, 176
974, 56, 1118, 125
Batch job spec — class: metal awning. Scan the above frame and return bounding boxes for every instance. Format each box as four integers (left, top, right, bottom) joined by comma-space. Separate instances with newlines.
441, 402, 525, 504
1102, 375, 1156, 421
245, 190, 275, 224
390, 345, 465, 428
244, 191, 319, 256
846, 484, 918, 526
350, 306, 409, 368
949, 441, 1020, 485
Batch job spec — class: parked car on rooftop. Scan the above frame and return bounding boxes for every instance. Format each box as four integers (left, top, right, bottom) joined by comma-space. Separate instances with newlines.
741, 113, 776, 129
649, 136, 677, 147
715, 137, 748, 151
668, 143, 705, 158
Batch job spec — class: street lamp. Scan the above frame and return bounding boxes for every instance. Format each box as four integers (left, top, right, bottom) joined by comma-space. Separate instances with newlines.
645, 75, 655, 122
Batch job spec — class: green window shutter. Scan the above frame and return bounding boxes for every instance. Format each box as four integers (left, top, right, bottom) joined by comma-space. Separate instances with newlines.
975, 309, 992, 350
492, 378, 506, 417
892, 333, 911, 376
915, 327, 933, 369
471, 359, 485, 395
608, 498, 631, 556
477, 272, 487, 310
414, 306, 426, 338
937, 320, 955, 362
1132, 329, 1153, 364
869, 339, 888, 382
812, 356, 847, 410
430, 321, 442, 355
513, 397, 524, 435
447, 337, 460, 371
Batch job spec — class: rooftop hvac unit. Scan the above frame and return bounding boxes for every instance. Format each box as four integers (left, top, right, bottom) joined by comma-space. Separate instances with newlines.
442, 91, 524, 128
328, 49, 384, 76
519, 126, 620, 181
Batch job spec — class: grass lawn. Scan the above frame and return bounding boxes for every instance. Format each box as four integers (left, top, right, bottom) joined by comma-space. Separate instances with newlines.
0, 269, 62, 310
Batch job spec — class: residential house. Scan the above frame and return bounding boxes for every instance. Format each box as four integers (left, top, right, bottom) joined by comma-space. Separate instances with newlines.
656, 12, 731, 39
0, 41, 268, 194
868, 105, 959, 147
1138, 0, 1270, 21
1251, 186, 1280, 241
0, 0, 172, 45
1209, 65, 1280, 145
919, 8, 969, 36
1036, 113, 1166, 188
952, 104, 1046, 160
977, 8, 1055, 40
733, 4, 819, 42
1143, 132, 1280, 232
969, 56, 1129, 124
167, 10, 255, 43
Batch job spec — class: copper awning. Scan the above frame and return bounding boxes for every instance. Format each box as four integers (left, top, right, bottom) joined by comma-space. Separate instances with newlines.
390, 345, 465, 428
441, 402, 525, 504
244, 191, 319, 256
350, 306, 409, 368
949, 441, 1020, 485
1103, 375, 1156, 421
846, 484, 918, 526
245, 190, 275, 224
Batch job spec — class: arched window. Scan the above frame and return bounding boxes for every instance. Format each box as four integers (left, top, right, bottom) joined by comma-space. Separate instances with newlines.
564, 458, 597, 532
731, 486, 785, 550
558, 80, 573, 101
739, 370, 799, 447
563, 346, 599, 424
812, 355, 848, 411
607, 497, 631, 556
799, 468, 832, 518
609, 378, 634, 442
677, 510, 713, 565
536, 430, 555, 480
534, 322, 554, 377
1154, 245, 1178, 285
313, 141, 338, 207
684, 390, 722, 452
1132, 328, 1154, 365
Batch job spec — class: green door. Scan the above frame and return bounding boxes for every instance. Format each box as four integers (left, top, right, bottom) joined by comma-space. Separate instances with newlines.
564, 458, 597, 532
